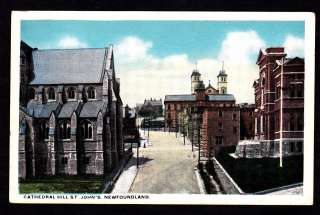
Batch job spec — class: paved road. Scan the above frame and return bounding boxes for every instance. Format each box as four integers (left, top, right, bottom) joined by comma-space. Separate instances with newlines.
129, 131, 200, 194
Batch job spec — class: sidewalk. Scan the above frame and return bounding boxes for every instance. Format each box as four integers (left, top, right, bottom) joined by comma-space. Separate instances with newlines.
111, 156, 138, 193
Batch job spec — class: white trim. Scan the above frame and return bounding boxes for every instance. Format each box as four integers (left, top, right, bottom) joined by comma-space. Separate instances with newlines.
274, 71, 305, 79
275, 131, 303, 133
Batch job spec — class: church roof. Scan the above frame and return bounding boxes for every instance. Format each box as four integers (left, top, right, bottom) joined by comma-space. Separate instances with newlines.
26, 100, 60, 118
29, 48, 108, 85
58, 102, 80, 118
164, 94, 196, 102
208, 94, 235, 101
79, 100, 106, 118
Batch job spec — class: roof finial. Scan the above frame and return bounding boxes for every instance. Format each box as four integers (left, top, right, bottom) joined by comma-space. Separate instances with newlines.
209, 80, 211, 85
195, 61, 198, 70
222, 61, 224, 71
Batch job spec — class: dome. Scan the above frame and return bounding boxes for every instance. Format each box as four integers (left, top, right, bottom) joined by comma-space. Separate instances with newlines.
191, 69, 201, 77
194, 81, 205, 90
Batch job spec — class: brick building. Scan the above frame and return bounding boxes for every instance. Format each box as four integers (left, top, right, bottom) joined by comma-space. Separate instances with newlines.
239, 103, 255, 140
252, 47, 304, 157
19, 41, 124, 179
164, 68, 240, 158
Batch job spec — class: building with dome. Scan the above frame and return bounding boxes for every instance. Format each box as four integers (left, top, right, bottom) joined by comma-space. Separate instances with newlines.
164, 67, 240, 158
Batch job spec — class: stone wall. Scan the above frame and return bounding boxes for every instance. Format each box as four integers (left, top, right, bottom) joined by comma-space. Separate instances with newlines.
235, 140, 303, 158
212, 158, 244, 194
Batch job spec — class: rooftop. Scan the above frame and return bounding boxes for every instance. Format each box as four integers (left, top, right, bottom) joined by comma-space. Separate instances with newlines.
29, 48, 109, 85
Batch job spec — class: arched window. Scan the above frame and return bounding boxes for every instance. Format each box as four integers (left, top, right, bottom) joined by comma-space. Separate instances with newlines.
67, 87, 76, 99
39, 121, 49, 140
48, 87, 55, 100
80, 120, 93, 139
87, 87, 95, 99
29, 88, 35, 100
59, 120, 71, 139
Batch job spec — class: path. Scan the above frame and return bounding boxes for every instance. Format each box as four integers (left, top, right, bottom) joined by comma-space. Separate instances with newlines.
129, 130, 200, 194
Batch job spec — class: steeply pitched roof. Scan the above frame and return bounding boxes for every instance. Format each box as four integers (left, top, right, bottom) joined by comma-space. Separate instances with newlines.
29, 48, 108, 85
164, 94, 196, 102
79, 100, 106, 118
27, 100, 60, 118
208, 94, 235, 101
58, 102, 79, 118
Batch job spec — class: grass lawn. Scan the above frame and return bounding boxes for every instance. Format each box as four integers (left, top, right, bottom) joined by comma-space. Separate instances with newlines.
215, 154, 303, 193
19, 176, 104, 193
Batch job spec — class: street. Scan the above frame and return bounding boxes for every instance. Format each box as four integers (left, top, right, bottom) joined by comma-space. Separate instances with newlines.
129, 130, 200, 194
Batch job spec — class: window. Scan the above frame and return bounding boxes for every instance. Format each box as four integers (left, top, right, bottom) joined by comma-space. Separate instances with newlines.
297, 141, 303, 152
61, 157, 68, 165
47, 87, 55, 100
232, 113, 237, 120
84, 156, 90, 165
29, 88, 35, 100
87, 86, 95, 99
216, 136, 223, 145
297, 112, 304, 130
233, 126, 237, 134
218, 110, 223, 117
289, 84, 295, 97
39, 121, 49, 140
297, 84, 303, 97
68, 87, 76, 99
81, 120, 93, 139
289, 113, 295, 131
290, 142, 295, 153
218, 122, 223, 131
59, 121, 71, 139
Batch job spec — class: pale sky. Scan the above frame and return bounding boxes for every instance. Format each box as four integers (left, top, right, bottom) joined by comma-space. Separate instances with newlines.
21, 21, 305, 106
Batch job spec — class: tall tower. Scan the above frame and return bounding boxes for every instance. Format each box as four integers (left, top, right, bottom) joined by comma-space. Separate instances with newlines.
217, 62, 228, 94
191, 69, 201, 94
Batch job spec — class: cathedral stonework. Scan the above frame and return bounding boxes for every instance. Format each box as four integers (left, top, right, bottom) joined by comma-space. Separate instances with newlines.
19, 41, 124, 179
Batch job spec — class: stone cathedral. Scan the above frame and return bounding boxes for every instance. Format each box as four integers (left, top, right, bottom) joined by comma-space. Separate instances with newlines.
19, 41, 124, 179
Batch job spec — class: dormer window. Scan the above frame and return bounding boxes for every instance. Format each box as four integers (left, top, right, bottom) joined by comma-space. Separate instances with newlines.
87, 87, 95, 99
48, 87, 55, 100
68, 87, 76, 99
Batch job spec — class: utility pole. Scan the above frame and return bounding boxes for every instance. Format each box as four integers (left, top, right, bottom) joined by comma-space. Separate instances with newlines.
279, 57, 284, 168
136, 141, 139, 168
198, 123, 201, 167
147, 116, 150, 145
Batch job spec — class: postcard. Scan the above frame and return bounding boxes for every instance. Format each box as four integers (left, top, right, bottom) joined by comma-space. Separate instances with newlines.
10, 11, 315, 204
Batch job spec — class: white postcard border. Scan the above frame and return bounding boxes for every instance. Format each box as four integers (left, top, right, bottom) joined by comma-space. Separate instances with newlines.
10, 11, 315, 205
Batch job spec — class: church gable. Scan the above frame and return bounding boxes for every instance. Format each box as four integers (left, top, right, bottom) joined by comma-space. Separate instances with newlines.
30, 48, 109, 85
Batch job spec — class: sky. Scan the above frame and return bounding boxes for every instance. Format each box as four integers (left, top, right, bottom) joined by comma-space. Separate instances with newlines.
21, 20, 305, 106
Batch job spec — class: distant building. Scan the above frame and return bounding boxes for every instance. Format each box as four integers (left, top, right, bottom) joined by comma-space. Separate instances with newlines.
123, 105, 139, 144
19, 41, 124, 179
138, 98, 163, 117
238, 47, 304, 158
164, 67, 240, 158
